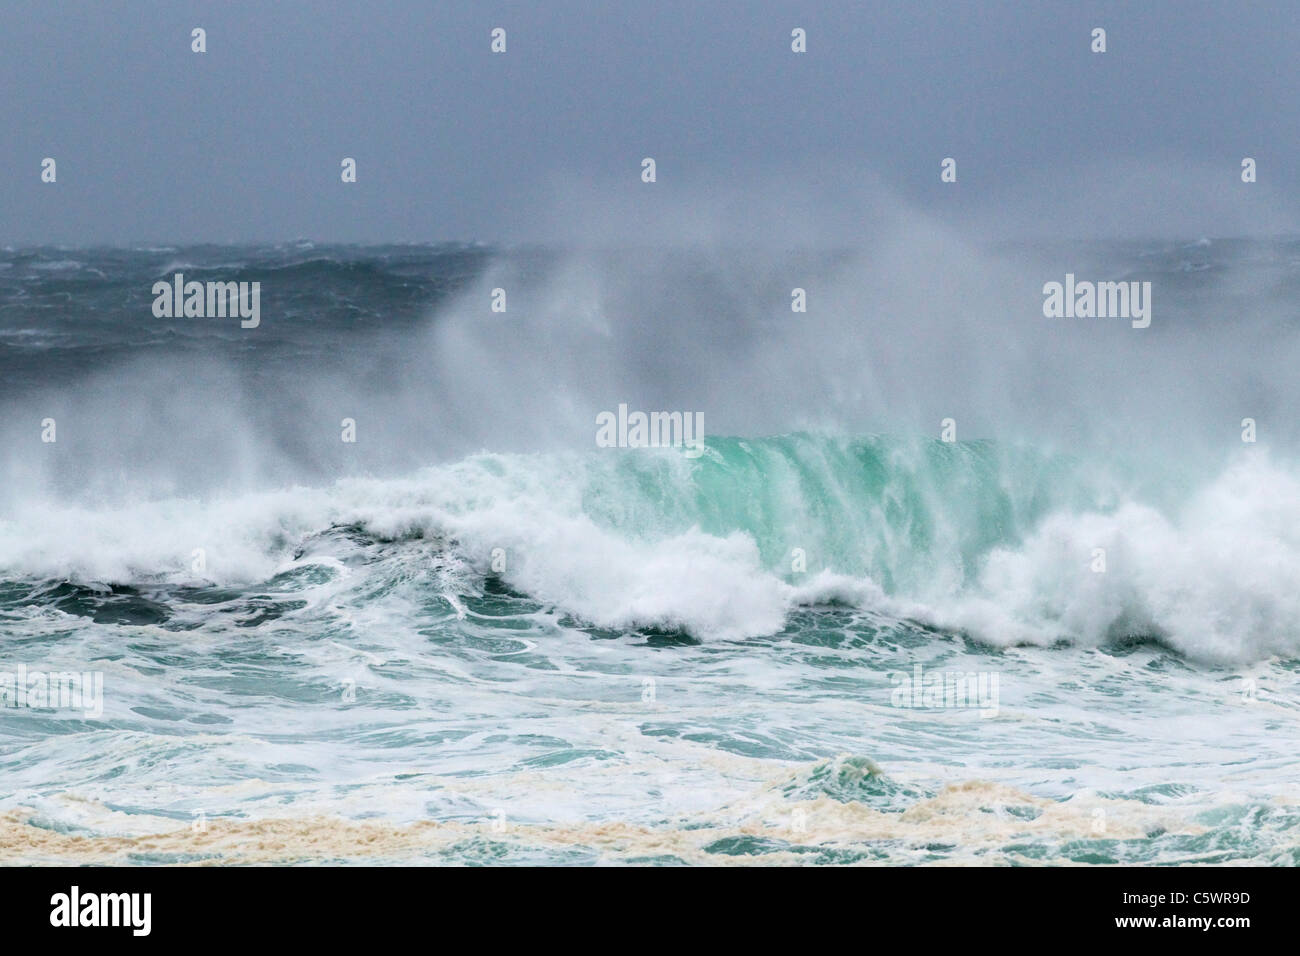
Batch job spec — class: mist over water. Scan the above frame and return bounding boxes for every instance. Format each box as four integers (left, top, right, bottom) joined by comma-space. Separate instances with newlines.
7, 205, 1300, 489
4, 193, 1300, 662
3, 194, 1300, 864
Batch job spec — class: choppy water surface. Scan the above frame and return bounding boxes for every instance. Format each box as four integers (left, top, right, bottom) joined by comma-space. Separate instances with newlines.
2, 243, 1298, 864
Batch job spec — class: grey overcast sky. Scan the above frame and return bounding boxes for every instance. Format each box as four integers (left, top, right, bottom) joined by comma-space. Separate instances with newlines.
2, 0, 1297, 244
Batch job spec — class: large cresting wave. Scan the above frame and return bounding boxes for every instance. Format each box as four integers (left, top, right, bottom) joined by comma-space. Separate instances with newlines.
2, 433, 1297, 664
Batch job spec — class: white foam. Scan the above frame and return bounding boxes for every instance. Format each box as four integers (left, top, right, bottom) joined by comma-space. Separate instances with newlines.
2, 448, 1299, 661
916, 452, 1300, 662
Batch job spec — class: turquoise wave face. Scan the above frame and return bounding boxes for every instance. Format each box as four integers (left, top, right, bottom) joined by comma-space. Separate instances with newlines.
583, 433, 1111, 593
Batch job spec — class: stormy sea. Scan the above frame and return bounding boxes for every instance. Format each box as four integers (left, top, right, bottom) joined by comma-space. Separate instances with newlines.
1, 238, 1297, 865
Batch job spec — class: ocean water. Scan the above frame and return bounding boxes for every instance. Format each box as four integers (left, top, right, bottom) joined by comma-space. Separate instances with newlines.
1, 240, 1299, 865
